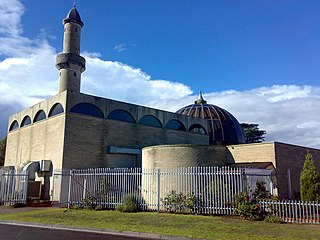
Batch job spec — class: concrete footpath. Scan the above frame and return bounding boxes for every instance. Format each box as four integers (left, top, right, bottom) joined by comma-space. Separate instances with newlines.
0, 207, 197, 240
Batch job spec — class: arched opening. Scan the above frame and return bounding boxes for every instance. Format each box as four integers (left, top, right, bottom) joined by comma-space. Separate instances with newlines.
21, 116, 31, 127
107, 109, 135, 123
49, 103, 64, 117
165, 119, 186, 131
139, 115, 162, 128
189, 124, 207, 135
9, 120, 19, 131
70, 103, 104, 118
33, 110, 46, 123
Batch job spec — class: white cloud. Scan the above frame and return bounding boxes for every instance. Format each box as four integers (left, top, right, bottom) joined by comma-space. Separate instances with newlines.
113, 43, 128, 52
0, 0, 24, 37
0, 0, 319, 151
82, 58, 192, 104
150, 86, 320, 148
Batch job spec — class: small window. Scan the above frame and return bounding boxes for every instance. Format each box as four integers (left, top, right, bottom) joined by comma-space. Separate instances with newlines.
139, 115, 162, 128
189, 124, 207, 135
49, 103, 64, 117
70, 103, 104, 118
34, 110, 46, 123
107, 109, 135, 123
9, 120, 19, 131
165, 119, 186, 131
21, 116, 31, 127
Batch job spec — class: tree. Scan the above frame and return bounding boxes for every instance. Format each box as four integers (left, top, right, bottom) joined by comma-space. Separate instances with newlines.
0, 136, 7, 166
240, 123, 266, 143
300, 152, 320, 202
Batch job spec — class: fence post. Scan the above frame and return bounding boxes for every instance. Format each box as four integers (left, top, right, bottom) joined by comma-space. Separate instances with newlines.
67, 170, 72, 209
157, 168, 160, 213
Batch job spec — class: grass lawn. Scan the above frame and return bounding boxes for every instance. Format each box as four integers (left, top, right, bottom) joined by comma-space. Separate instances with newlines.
0, 208, 319, 240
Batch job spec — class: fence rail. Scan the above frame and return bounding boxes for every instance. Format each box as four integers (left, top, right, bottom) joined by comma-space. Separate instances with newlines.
260, 200, 320, 224
0, 170, 29, 206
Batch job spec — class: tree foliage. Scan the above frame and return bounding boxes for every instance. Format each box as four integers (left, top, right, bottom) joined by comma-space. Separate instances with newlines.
0, 136, 6, 166
300, 153, 320, 202
240, 123, 266, 143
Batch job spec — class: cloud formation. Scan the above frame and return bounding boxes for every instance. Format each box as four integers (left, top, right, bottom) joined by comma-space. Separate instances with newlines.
113, 43, 128, 52
0, 0, 319, 150
151, 85, 320, 148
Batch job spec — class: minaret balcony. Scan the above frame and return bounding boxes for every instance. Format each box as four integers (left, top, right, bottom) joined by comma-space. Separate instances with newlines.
55, 53, 86, 72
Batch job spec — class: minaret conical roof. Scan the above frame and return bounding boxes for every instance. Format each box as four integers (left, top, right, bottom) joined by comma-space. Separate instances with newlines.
63, 5, 84, 27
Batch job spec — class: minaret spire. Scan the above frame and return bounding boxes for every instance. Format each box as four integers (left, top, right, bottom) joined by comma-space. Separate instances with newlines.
55, 4, 86, 93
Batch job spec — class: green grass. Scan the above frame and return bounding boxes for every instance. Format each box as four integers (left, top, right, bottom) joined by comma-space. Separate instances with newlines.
0, 208, 319, 240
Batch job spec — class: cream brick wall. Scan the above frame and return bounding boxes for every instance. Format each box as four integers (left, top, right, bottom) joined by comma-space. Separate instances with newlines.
5, 115, 65, 171
62, 113, 209, 169
227, 142, 320, 199
142, 144, 226, 169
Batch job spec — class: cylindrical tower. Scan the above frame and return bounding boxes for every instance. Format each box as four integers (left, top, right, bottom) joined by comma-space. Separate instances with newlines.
56, 5, 86, 93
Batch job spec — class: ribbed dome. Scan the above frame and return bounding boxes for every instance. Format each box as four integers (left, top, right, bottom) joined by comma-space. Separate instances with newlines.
63, 5, 84, 27
176, 93, 245, 145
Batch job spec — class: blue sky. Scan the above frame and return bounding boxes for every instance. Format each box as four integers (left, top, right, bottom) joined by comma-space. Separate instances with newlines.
0, 0, 320, 148
20, 0, 320, 92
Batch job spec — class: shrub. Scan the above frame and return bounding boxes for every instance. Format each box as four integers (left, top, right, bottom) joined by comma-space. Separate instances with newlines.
94, 205, 103, 211
253, 181, 271, 199
162, 191, 200, 213
116, 194, 140, 213
233, 192, 266, 221
264, 215, 285, 224
300, 153, 320, 202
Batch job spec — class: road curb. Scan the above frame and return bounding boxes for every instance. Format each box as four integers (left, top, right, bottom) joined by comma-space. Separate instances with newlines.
0, 220, 197, 240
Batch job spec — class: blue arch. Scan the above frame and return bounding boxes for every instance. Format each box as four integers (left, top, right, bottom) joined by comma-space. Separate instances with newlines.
21, 116, 31, 127
189, 124, 207, 135
165, 119, 186, 131
9, 120, 19, 131
70, 103, 104, 118
107, 109, 135, 123
139, 115, 162, 128
33, 110, 46, 123
49, 103, 64, 117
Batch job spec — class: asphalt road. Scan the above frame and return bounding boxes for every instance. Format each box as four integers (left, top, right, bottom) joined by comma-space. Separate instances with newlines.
0, 223, 149, 240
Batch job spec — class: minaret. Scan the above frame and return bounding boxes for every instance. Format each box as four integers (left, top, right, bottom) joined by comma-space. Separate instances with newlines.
56, 5, 86, 93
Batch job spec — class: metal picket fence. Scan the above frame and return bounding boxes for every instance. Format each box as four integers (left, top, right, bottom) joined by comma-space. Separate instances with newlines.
0, 170, 29, 206
260, 200, 320, 224
53, 166, 273, 215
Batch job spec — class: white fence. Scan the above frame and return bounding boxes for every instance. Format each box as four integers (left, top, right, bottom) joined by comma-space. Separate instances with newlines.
260, 200, 320, 224
0, 170, 29, 206
53, 167, 273, 215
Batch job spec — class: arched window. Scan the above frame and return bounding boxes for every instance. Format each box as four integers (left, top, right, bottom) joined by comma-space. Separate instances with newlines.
9, 120, 19, 131
70, 103, 104, 118
165, 119, 186, 131
49, 103, 64, 117
189, 124, 207, 135
33, 110, 46, 123
107, 109, 135, 123
139, 115, 162, 128
21, 116, 31, 127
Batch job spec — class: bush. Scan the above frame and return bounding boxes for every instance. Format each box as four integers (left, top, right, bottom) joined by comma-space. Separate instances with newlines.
116, 194, 140, 213
162, 191, 200, 213
300, 153, 320, 202
233, 192, 266, 221
264, 215, 285, 224
94, 205, 103, 211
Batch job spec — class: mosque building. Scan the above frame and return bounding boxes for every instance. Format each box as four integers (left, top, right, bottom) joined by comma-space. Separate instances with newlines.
4, 5, 320, 200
